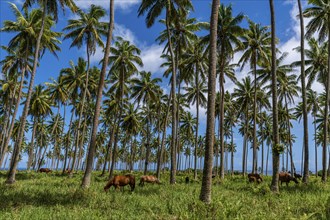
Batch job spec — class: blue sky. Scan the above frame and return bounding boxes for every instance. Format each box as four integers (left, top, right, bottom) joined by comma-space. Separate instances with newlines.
0, 0, 324, 173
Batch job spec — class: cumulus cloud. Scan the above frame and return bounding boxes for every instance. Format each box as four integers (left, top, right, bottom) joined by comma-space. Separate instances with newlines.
74, 0, 140, 11
88, 23, 165, 78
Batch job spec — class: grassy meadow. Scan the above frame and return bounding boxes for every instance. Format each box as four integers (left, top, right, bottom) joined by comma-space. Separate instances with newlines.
1, 171, 330, 220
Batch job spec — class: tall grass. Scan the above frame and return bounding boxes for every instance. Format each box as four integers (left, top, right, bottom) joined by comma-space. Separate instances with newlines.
0, 171, 329, 219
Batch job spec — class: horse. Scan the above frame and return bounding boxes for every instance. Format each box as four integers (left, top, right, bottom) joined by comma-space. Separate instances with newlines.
39, 168, 52, 173
104, 174, 135, 192
247, 173, 263, 183
139, 175, 161, 186
279, 172, 298, 186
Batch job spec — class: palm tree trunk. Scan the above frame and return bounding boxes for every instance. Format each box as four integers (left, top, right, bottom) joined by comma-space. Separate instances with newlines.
297, 0, 309, 184
81, 0, 115, 187
219, 55, 225, 179
231, 123, 234, 176
144, 105, 151, 174
101, 127, 114, 176
0, 64, 26, 167
27, 117, 37, 170
314, 114, 317, 176
243, 108, 249, 176
156, 92, 171, 179
194, 66, 200, 180
252, 56, 258, 174
165, 1, 177, 185
6, 0, 47, 184
269, 0, 280, 192
62, 110, 73, 175
199, 0, 219, 204
322, 13, 330, 182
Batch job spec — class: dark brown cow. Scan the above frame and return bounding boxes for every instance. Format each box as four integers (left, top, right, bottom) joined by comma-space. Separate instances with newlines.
39, 168, 52, 173
139, 175, 161, 186
248, 173, 263, 183
104, 174, 135, 192
279, 172, 298, 186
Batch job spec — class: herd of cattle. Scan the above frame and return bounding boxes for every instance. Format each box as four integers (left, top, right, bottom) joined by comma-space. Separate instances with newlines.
38, 168, 301, 191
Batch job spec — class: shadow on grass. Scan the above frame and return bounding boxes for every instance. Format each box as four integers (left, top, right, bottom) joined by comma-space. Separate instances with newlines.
0, 185, 90, 210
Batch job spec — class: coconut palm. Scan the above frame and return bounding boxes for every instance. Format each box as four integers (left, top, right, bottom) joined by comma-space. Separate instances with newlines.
63, 4, 107, 173
138, 0, 193, 184
81, 0, 115, 187
108, 38, 143, 179
131, 71, 161, 174
4, 1, 68, 183
239, 20, 271, 174
269, 0, 280, 192
199, 0, 220, 204
303, 0, 330, 182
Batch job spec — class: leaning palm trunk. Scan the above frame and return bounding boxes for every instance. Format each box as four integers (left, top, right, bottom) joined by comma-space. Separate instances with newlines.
81, 0, 115, 188
6, 1, 47, 184
199, 0, 220, 204
269, 0, 280, 192
0, 64, 26, 167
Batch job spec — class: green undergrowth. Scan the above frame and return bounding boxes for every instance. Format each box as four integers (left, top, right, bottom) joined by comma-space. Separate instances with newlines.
0, 171, 329, 220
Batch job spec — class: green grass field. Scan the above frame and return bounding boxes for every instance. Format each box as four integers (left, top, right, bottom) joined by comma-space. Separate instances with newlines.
0, 171, 330, 220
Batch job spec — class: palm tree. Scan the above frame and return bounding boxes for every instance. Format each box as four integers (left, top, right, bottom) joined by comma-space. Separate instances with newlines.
63, 5, 107, 173
269, 0, 280, 192
138, 0, 193, 185
297, 0, 309, 184
233, 76, 254, 175
107, 38, 143, 179
131, 71, 161, 174
199, 0, 220, 204
5, 0, 72, 183
239, 20, 271, 174
303, 0, 330, 182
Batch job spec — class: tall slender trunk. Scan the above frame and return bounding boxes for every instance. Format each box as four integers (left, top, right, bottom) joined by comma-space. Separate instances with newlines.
266, 143, 270, 175
27, 117, 37, 170
231, 123, 234, 176
62, 109, 73, 175
321, 14, 330, 183
81, 0, 115, 187
297, 0, 309, 184
242, 108, 249, 176
252, 56, 257, 174
219, 45, 225, 179
269, 0, 280, 192
165, 4, 177, 185
194, 65, 200, 180
6, 0, 47, 184
144, 105, 151, 175
0, 64, 26, 166
101, 127, 114, 176
314, 114, 317, 176
200, 0, 219, 204
156, 92, 171, 179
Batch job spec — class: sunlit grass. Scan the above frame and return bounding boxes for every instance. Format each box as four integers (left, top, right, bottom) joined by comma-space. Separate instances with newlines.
0, 171, 329, 219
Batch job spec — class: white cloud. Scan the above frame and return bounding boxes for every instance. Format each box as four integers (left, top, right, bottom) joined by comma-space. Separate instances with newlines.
87, 23, 165, 77
74, 0, 140, 11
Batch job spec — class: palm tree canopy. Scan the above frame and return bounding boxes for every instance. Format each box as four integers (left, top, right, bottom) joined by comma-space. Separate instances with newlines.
63, 4, 108, 54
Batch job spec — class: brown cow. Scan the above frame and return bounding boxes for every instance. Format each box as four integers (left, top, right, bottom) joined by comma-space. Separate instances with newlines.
279, 172, 298, 186
139, 175, 161, 186
39, 168, 52, 173
248, 173, 263, 183
104, 174, 135, 192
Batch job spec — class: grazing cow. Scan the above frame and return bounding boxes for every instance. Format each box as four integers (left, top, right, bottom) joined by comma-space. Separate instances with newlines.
104, 174, 135, 192
185, 176, 190, 184
39, 168, 52, 173
139, 175, 161, 186
279, 172, 299, 186
248, 173, 263, 183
